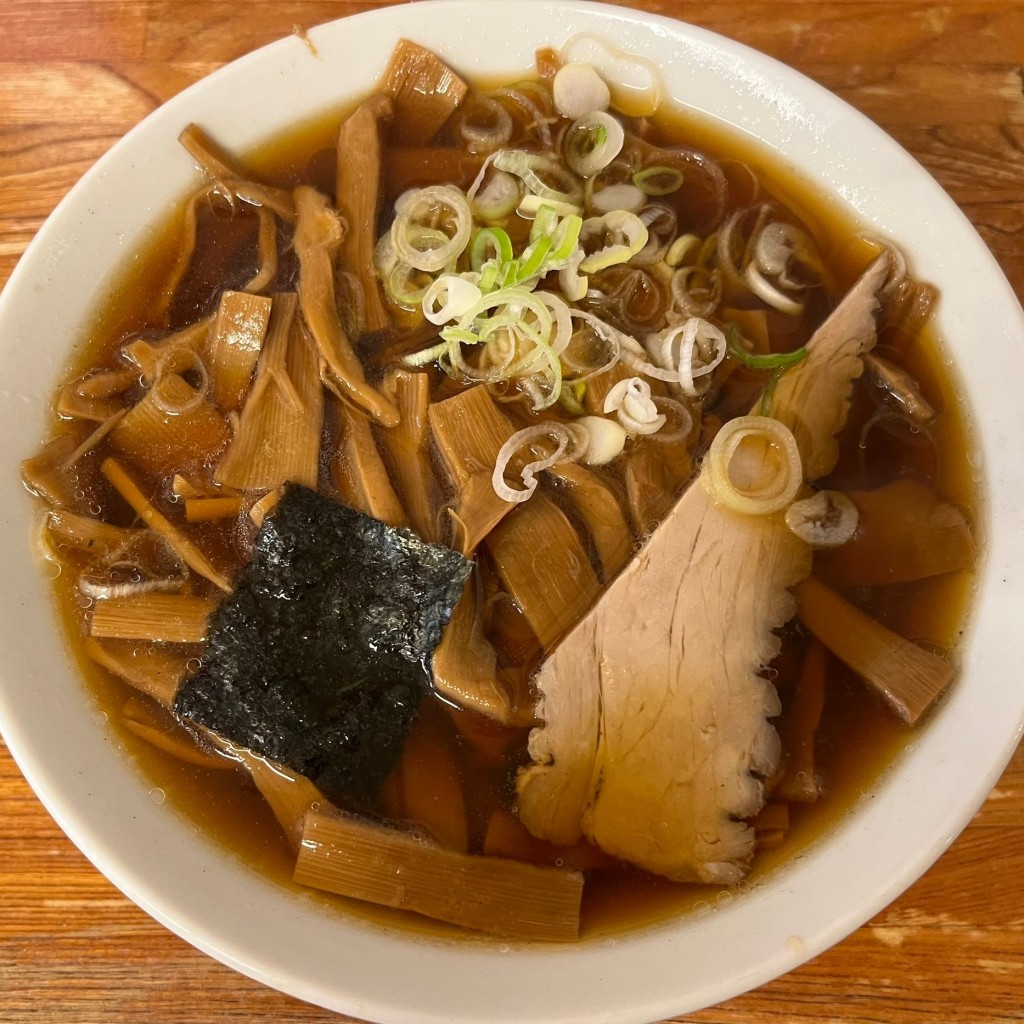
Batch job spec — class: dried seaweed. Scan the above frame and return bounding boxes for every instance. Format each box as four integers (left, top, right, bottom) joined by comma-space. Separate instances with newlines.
174, 485, 472, 804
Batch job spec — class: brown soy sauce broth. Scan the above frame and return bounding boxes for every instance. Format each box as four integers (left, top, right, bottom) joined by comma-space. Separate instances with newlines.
43, 75, 979, 942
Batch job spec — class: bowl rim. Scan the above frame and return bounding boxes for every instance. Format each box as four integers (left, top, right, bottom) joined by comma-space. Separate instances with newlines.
1, 2, 1023, 1022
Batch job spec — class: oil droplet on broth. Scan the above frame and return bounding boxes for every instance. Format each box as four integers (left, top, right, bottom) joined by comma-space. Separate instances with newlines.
149, 787, 166, 805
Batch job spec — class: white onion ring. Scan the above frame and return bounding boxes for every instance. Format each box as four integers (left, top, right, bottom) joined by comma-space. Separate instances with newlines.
603, 377, 665, 435
391, 185, 473, 273
572, 415, 626, 464
553, 62, 611, 119
564, 111, 624, 178
491, 422, 585, 504
151, 349, 209, 417
456, 96, 514, 154
648, 317, 727, 397
702, 415, 803, 516
589, 183, 646, 216
579, 210, 649, 273
745, 262, 805, 315
647, 396, 694, 445
422, 275, 483, 325
785, 489, 859, 547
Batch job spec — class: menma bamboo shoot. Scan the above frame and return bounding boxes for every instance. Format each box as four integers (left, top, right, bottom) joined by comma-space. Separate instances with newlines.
295, 809, 583, 941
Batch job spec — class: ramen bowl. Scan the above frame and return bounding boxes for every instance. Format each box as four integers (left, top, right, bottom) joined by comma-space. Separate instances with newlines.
0, 3, 1022, 1022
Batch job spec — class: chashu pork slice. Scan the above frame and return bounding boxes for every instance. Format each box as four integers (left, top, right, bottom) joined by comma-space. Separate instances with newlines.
517, 256, 890, 884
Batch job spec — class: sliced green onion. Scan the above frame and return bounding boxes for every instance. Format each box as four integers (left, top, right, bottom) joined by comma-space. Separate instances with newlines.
517, 194, 583, 220
552, 62, 611, 119
516, 235, 554, 282
564, 112, 624, 178
422, 275, 483, 325
578, 210, 649, 273
391, 185, 473, 273
530, 204, 560, 244
493, 150, 584, 206
478, 261, 501, 293
702, 414, 803, 517
384, 260, 431, 310
726, 323, 809, 370
759, 370, 784, 417
550, 215, 583, 261
404, 339, 452, 367
633, 165, 684, 196
471, 227, 514, 271
559, 380, 587, 416
665, 233, 701, 267
559, 250, 588, 302
589, 182, 646, 215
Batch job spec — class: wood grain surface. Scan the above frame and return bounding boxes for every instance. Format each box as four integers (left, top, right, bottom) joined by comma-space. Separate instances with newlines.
1, 2, 1023, 1022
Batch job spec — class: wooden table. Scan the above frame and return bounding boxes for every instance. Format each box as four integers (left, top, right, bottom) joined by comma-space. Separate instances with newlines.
1, 2, 1022, 1021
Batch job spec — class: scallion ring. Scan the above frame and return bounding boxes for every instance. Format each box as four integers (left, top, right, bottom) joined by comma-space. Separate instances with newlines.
564, 111, 624, 178
633, 165, 684, 196
702, 414, 803, 517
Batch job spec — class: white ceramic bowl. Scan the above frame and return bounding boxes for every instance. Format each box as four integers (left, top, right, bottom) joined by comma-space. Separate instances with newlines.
1, 3, 1023, 1022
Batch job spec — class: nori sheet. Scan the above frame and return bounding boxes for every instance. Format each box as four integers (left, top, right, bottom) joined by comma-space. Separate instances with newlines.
174, 484, 472, 804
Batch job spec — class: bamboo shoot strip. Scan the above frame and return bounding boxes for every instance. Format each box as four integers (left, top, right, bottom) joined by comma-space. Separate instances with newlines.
56, 385, 122, 422
815, 478, 976, 586
336, 93, 393, 334
794, 575, 955, 725
231, 748, 325, 851
547, 463, 633, 582
293, 185, 399, 426
58, 410, 127, 471
101, 458, 232, 592
47, 510, 137, 553
215, 294, 324, 492
178, 123, 255, 183
295, 809, 583, 941
380, 369, 438, 541
178, 126, 297, 218
774, 639, 827, 802
487, 495, 600, 652
432, 579, 520, 724
399, 709, 469, 852
22, 429, 94, 507
108, 373, 231, 478
205, 290, 272, 413
249, 487, 282, 528
72, 368, 138, 399
121, 697, 234, 771
89, 594, 217, 644
382, 40, 469, 146
244, 207, 279, 296
123, 317, 213, 383
184, 497, 244, 523
83, 637, 191, 707
621, 444, 682, 538
428, 384, 520, 553
483, 809, 617, 871
331, 397, 408, 529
